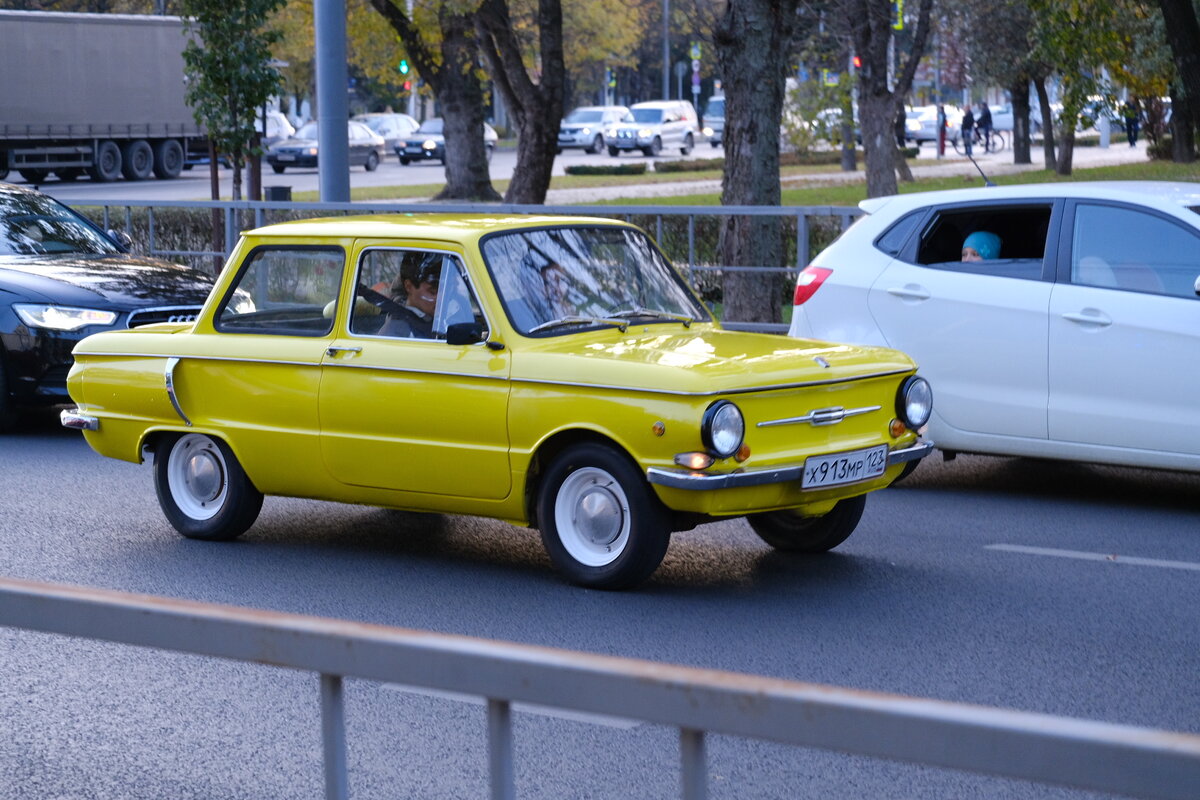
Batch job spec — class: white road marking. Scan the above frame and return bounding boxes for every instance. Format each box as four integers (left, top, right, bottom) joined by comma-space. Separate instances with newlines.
381, 683, 643, 729
987, 544, 1200, 572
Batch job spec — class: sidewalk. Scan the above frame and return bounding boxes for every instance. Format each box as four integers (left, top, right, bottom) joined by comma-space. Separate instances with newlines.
542, 138, 1151, 205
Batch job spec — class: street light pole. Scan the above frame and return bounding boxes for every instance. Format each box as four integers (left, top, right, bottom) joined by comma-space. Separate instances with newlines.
662, 0, 669, 99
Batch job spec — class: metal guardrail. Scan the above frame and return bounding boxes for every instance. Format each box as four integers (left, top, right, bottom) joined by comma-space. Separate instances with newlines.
80, 198, 864, 335
2, 576, 1198, 800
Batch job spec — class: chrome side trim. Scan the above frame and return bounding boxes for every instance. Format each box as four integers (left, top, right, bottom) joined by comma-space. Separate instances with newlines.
646, 440, 935, 491
164, 357, 192, 427
757, 405, 881, 428
73, 352, 319, 368
60, 409, 99, 431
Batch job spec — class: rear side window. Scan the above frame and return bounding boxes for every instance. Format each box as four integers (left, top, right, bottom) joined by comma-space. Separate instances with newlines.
216, 246, 344, 336
914, 205, 1052, 280
874, 211, 924, 257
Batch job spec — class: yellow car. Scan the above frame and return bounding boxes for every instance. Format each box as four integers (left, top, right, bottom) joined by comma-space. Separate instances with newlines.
61, 214, 932, 589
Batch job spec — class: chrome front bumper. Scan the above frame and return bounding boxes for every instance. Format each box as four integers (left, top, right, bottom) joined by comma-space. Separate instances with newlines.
60, 409, 99, 431
646, 441, 934, 491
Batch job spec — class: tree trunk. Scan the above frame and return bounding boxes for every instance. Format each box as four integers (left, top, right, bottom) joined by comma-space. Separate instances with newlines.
1056, 127, 1075, 176
859, 91, 897, 198
1010, 78, 1032, 165
711, 0, 800, 326
1156, 0, 1200, 147
476, 0, 565, 204
1170, 85, 1196, 161
1034, 76, 1057, 172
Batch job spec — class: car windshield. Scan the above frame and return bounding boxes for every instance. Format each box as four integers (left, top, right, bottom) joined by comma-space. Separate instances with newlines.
565, 109, 604, 124
0, 190, 120, 256
418, 118, 444, 134
295, 121, 319, 139
482, 226, 709, 335
705, 98, 724, 116
630, 108, 665, 124
361, 117, 390, 133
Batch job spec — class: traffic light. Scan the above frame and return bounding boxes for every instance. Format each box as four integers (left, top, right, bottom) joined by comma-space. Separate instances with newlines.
852, 55, 862, 69
403, 80, 411, 92
398, 58, 409, 75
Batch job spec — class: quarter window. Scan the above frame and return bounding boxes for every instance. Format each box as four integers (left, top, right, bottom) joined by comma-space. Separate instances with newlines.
1071, 204, 1200, 298
216, 247, 343, 336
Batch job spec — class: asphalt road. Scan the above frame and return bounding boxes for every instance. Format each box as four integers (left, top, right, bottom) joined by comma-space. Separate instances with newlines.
1, 413, 1197, 798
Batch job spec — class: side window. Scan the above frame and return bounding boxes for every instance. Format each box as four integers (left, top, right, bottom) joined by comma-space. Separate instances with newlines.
216, 247, 343, 336
914, 205, 1052, 280
351, 248, 487, 342
1071, 204, 1200, 298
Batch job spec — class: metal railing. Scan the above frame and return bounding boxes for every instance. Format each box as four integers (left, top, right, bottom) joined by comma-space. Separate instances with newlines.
2, 576, 1198, 800
78, 198, 864, 334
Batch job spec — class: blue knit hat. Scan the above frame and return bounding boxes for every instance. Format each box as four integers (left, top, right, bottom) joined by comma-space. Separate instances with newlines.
963, 231, 1001, 260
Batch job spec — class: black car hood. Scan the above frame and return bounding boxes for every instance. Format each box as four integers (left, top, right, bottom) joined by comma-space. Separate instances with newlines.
274, 137, 318, 149
0, 253, 216, 308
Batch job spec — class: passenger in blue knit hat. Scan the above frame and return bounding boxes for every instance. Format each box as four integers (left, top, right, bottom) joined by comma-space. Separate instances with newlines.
962, 230, 1001, 261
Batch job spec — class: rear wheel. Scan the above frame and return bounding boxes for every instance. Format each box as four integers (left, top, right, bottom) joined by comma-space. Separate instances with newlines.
88, 140, 122, 182
747, 495, 866, 553
152, 138, 185, 179
154, 433, 263, 541
18, 168, 48, 183
121, 139, 154, 180
364, 151, 379, 171
537, 443, 670, 589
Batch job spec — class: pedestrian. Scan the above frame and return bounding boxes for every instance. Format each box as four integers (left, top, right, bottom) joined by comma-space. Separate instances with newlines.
977, 101, 993, 153
961, 105, 975, 157
1123, 97, 1141, 147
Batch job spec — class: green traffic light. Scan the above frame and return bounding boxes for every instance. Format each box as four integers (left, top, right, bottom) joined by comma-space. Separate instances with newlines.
399, 59, 409, 74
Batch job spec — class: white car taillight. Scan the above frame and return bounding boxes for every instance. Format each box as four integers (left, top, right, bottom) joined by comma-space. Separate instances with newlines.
792, 266, 833, 305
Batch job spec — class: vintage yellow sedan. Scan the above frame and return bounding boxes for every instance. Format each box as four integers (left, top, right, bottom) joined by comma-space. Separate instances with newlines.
62, 214, 932, 589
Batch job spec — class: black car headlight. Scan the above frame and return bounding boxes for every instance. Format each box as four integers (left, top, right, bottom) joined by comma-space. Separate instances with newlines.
14, 303, 117, 331
701, 400, 744, 458
896, 376, 932, 430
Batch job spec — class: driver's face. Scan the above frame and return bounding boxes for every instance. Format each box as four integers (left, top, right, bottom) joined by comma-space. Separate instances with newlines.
406, 278, 437, 316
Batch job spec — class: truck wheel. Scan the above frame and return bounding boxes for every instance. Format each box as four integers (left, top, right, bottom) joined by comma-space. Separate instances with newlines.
54, 168, 82, 181
155, 433, 263, 541
88, 140, 122, 182
18, 168, 48, 183
364, 151, 379, 171
121, 140, 154, 180
747, 494, 866, 553
536, 442, 670, 589
152, 139, 185, 179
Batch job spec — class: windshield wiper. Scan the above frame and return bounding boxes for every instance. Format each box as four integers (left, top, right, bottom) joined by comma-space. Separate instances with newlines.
607, 307, 693, 327
528, 315, 629, 334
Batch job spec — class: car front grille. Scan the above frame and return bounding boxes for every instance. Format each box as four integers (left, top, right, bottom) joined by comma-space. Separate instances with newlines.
127, 306, 203, 328
617, 130, 635, 140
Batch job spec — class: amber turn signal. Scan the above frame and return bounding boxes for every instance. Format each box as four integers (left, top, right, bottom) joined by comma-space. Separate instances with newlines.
889, 418, 908, 438
674, 452, 715, 470
734, 443, 751, 462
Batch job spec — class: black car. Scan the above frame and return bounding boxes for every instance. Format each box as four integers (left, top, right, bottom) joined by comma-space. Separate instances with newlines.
0, 183, 216, 430
396, 118, 498, 165
266, 120, 387, 173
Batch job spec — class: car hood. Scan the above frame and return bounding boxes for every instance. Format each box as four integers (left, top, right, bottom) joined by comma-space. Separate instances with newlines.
272, 137, 318, 149
0, 254, 216, 308
512, 326, 915, 395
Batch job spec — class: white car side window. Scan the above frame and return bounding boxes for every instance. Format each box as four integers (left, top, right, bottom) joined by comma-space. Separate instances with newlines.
1072, 204, 1200, 298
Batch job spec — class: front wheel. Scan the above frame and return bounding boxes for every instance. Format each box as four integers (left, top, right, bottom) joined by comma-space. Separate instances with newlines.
154, 433, 263, 541
748, 494, 866, 553
680, 133, 693, 155
271, 164, 286, 174
364, 151, 379, 171
587, 135, 604, 154
536, 443, 670, 589
608, 146, 619, 157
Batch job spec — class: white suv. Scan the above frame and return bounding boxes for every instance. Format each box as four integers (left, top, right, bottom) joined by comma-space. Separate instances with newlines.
606, 100, 699, 157
557, 105, 628, 154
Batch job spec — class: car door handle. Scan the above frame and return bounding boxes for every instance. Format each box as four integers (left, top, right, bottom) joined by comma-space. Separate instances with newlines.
1061, 310, 1112, 327
886, 285, 931, 301
326, 346, 363, 357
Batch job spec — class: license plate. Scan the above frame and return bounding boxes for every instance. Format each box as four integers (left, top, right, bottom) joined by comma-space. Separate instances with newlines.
802, 444, 888, 489
276, 154, 295, 161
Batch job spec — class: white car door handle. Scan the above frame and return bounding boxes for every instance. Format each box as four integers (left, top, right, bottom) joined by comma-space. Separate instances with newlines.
886, 285, 931, 300
1061, 310, 1112, 327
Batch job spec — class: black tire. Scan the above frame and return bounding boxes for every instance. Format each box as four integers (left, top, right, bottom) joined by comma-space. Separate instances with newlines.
271, 164, 286, 174
54, 168, 82, 181
608, 146, 619, 157
556, 147, 563, 155
154, 433, 263, 541
748, 494, 866, 553
88, 140, 122, 182
121, 139, 154, 180
18, 168, 48, 183
364, 151, 379, 171
536, 443, 670, 589
680, 133, 694, 155
890, 458, 923, 485
0, 356, 19, 433
152, 138, 185, 179
399, 155, 410, 165
642, 137, 662, 157
587, 135, 603, 154
710, 140, 720, 149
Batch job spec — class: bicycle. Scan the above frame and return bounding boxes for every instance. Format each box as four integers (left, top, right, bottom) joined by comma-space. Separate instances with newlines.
952, 127, 1006, 154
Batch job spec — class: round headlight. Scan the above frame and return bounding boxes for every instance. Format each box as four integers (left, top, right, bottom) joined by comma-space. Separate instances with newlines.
897, 376, 933, 429
701, 400, 744, 458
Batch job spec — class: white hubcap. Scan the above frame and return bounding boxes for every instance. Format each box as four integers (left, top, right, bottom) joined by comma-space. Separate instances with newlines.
167, 434, 228, 521
555, 467, 630, 567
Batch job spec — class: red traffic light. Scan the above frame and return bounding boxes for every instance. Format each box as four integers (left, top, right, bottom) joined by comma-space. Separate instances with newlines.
403, 80, 411, 91
852, 55, 862, 69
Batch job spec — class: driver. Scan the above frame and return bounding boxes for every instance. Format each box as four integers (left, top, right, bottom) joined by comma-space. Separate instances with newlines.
378, 252, 441, 338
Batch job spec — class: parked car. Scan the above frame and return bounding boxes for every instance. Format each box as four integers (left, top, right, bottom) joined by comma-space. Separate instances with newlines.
265, 120, 386, 173
702, 95, 725, 148
0, 182, 215, 430
396, 118, 498, 165
606, 100, 700, 157
557, 105, 628, 154
788, 181, 1200, 476
904, 105, 961, 145
62, 213, 932, 589
353, 112, 420, 158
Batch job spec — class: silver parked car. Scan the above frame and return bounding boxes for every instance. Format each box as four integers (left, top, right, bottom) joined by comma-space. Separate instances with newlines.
557, 106, 628, 154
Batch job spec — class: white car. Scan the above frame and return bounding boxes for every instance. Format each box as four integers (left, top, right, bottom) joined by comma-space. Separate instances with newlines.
607, 100, 700, 157
557, 105, 628, 154
904, 105, 962, 145
788, 182, 1200, 475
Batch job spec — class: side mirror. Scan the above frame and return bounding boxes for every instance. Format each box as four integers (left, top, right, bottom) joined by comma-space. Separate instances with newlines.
445, 321, 485, 346
106, 229, 133, 253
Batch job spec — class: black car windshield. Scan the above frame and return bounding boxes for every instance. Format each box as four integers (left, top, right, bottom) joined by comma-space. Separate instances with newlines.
418, 119, 444, 134
705, 98, 724, 116
482, 226, 709, 335
565, 109, 604, 124
0, 190, 120, 256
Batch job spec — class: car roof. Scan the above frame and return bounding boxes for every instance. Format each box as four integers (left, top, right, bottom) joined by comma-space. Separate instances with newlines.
860, 181, 1200, 216
246, 213, 635, 242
